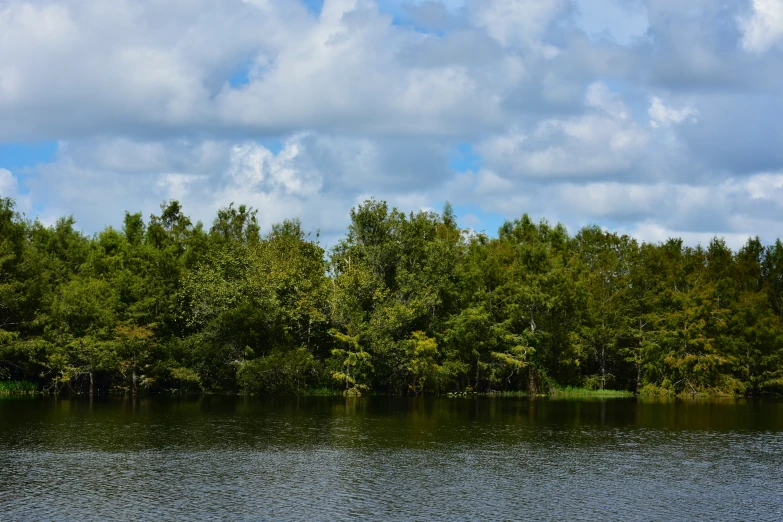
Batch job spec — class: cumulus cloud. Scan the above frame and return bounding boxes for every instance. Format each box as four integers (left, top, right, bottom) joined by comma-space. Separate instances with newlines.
0, 168, 35, 217
648, 97, 698, 128
739, 0, 783, 53
0, 0, 301, 139
0, 0, 781, 248
468, 0, 567, 51
443, 173, 783, 248
573, 0, 649, 45
0, 168, 18, 196
14, 132, 455, 245
0, 0, 510, 140
477, 83, 650, 179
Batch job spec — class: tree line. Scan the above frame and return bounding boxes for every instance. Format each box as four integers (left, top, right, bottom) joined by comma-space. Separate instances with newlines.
1, 196, 782, 396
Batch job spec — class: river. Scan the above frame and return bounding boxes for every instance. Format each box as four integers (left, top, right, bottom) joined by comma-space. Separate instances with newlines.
1, 396, 782, 520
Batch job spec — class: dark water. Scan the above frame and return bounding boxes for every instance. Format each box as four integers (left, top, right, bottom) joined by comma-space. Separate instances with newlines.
1, 397, 782, 521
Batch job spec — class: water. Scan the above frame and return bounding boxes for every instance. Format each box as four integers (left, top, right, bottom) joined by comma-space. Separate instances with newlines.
1, 396, 782, 521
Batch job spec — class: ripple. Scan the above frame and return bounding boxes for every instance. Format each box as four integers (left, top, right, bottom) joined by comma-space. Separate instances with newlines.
1, 397, 782, 520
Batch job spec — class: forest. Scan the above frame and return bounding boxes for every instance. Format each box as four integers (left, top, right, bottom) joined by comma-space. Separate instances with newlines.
1, 196, 782, 397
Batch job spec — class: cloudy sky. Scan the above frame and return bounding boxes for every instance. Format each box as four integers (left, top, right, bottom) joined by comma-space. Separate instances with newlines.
1, 0, 782, 247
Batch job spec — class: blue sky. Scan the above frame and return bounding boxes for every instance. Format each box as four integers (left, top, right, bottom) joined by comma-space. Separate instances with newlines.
1, 0, 782, 248
0, 142, 57, 172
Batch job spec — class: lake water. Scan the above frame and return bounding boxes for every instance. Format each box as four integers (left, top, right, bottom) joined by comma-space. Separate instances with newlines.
1, 396, 782, 521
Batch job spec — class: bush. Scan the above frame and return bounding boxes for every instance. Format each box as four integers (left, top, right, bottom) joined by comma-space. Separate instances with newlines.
237, 347, 318, 394
0, 380, 38, 394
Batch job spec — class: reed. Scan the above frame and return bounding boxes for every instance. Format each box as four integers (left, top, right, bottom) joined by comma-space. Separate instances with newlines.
0, 380, 38, 394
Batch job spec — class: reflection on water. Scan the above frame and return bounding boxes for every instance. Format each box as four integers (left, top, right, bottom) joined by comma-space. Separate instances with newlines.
2, 396, 782, 520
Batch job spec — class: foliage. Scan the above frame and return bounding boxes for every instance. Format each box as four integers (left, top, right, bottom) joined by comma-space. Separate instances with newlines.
0, 195, 781, 396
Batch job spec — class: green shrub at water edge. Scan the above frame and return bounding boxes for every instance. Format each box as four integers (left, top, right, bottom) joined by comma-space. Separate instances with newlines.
300, 387, 343, 396
550, 386, 633, 398
0, 380, 38, 394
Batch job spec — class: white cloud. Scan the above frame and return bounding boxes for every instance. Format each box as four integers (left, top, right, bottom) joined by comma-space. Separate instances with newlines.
573, 0, 649, 45
468, 0, 567, 50
477, 83, 650, 179
225, 137, 323, 198
13, 133, 783, 250
213, 2, 511, 136
648, 97, 698, 128
745, 172, 783, 199
0, 168, 18, 196
443, 166, 783, 248
739, 0, 783, 53
629, 222, 754, 250
0, 0, 781, 249
0, 0, 308, 139
156, 173, 206, 202
0, 168, 34, 217
16, 133, 455, 245
0, 0, 517, 140
558, 182, 667, 217
474, 168, 514, 194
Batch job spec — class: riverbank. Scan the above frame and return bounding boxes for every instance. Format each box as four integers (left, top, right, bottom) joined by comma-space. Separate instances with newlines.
4, 380, 774, 399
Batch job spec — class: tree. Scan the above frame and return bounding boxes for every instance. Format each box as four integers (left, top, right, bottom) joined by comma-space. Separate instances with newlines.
1, 194, 782, 397
330, 330, 373, 396
404, 331, 440, 394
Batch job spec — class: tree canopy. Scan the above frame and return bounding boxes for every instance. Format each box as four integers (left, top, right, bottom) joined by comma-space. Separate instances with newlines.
1, 196, 782, 396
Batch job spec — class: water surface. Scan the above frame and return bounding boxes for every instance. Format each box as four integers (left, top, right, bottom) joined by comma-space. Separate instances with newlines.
1, 396, 782, 520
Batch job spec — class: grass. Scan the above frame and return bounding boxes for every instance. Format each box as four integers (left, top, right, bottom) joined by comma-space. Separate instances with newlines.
298, 387, 344, 396
237, 387, 344, 396
0, 381, 634, 398
444, 387, 633, 398
549, 386, 634, 398
445, 390, 529, 398
481, 390, 529, 397
0, 380, 39, 394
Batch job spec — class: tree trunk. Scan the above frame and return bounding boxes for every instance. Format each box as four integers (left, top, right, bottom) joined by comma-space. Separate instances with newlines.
635, 363, 641, 394
474, 354, 480, 390
527, 365, 537, 396
89, 371, 94, 396
131, 370, 137, 395
637, 318, 644, 394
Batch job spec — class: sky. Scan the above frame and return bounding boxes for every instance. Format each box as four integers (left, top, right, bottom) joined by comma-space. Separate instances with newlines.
1, 0, 782, 248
